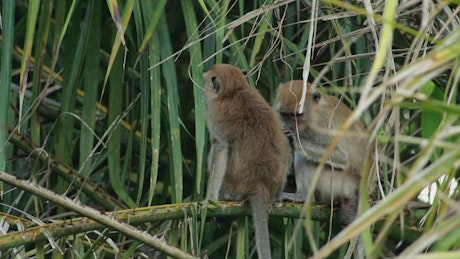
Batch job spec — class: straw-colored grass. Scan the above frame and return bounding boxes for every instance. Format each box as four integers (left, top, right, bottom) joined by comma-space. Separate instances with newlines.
0, 0, 459, 258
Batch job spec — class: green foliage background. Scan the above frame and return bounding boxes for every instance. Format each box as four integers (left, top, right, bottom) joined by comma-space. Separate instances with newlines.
0, 0, 459, 258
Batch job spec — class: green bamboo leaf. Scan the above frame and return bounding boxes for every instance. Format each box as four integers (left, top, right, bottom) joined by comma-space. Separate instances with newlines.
0, 171, 197, 259
9, 129, 125, 210
103, 0, 135, 86
30, 0, 52, 145
0, 1, 15, 172
107, 47, 136, 208
418, 80, 436, 96
156, 16, 183, 204
79, 0, 101, 179
181, 0, 206, 200
131, 1, 148, 206
314, 141, 460, 258
105, 0, 125, 45
48, 0, 77, 85
181, 0, 206, 253
3, 1, 460, 257
55, 1, 92, 200
360, 0, 398, 100
419, 81, 444, 162
134, 1, 165, 204
146, 7, 162, 207
201, 0, 229, 64
228, 33, 253, 86
248, 5, 271, 67
137, 0, 167, 56
18, 0, 39, 129
236, 219, 249, 259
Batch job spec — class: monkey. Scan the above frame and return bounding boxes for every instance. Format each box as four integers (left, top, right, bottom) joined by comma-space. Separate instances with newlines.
273, 80, 376, 219
274, 80, 377, 259
202, 64, 290, 259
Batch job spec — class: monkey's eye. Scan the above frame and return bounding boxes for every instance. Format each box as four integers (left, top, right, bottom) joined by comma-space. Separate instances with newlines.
312, 91, 321, 102
211, 76, 220, 93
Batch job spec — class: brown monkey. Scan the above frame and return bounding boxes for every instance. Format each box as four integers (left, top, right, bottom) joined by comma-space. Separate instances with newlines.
274, 80, 376, 219
203, 64, 290, 259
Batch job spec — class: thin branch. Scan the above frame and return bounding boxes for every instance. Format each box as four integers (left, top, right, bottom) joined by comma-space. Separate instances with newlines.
0, 171, 196, 259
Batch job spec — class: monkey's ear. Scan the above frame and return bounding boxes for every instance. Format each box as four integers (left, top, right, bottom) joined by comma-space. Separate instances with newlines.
211, 76, 220, 93
312, 91, 321, 102
240, 69, 250, 83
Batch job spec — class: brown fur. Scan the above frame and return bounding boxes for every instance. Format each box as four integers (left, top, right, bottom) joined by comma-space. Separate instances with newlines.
203, 64, 290, 259
203, 64, 289, 200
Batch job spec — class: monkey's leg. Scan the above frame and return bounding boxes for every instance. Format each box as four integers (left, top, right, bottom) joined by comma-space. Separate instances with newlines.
205, 144, 228, 201
281, 155, 315, 202
281, 192, 306, 202
249, 193, 272, 259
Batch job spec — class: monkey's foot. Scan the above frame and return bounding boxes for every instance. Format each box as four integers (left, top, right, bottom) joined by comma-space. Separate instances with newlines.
281, 192, 306, 203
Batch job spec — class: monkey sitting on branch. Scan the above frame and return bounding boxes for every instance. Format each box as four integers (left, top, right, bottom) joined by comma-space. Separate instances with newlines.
202, 64, 290, 259
274, 80, 377, 220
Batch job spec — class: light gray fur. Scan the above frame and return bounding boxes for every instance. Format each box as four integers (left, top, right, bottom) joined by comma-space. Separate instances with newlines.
205, 140, 229, 201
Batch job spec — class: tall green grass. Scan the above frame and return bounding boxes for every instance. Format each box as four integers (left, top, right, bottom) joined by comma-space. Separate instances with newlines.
0, 0, 459, 257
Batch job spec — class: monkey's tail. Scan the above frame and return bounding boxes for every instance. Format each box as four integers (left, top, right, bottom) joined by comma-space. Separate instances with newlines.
249, 193, 272, 259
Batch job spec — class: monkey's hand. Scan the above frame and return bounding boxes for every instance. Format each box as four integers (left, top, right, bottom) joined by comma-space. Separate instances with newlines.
282, 127, 296, 151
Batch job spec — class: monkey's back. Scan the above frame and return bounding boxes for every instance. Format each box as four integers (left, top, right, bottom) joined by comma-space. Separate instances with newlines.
215, 87, 289, 200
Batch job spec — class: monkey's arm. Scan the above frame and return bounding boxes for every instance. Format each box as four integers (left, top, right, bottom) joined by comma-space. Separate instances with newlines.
282, 153, 358, 203
282, 155, 315, 202
206, 141, 228, 201
298, 141, 348, 170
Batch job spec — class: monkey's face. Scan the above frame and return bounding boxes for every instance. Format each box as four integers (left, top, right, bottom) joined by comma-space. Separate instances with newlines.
202, 69, 219, 104
274, 80, 322, 136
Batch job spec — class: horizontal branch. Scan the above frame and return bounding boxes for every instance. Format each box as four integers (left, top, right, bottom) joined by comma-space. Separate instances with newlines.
8, 128, 126, 210
0, 170, 195, 259
0, 188, 424, 253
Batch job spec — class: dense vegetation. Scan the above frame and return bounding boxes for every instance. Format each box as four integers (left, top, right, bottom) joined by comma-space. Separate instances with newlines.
1, 0, 459, 258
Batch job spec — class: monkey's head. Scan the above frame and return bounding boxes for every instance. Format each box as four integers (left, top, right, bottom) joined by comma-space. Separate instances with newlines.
275, 80, 318, 133
274, 80, 349, 134
202, 64, 248, 102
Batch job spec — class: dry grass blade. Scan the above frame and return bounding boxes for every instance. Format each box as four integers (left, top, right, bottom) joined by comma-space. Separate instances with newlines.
0, 171, 197, 259
2, 0, 460, 257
